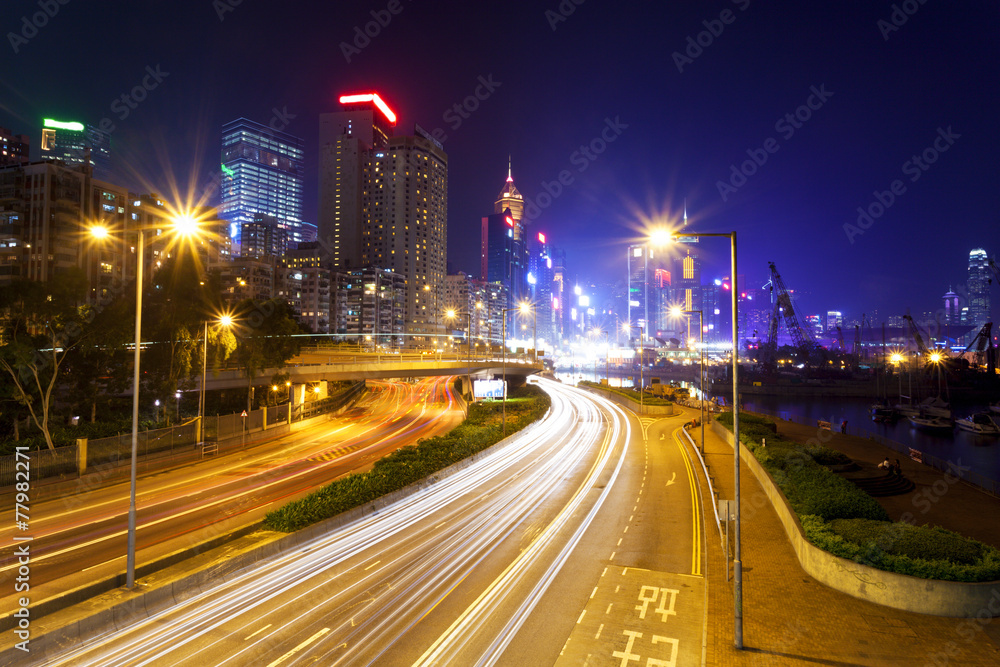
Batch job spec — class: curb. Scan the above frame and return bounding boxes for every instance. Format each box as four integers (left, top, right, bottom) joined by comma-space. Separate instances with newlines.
710, 418, 1000, 617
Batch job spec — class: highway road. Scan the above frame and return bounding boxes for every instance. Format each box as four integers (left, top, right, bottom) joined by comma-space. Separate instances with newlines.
37, 378, 708, 666
0, 377, 463, 622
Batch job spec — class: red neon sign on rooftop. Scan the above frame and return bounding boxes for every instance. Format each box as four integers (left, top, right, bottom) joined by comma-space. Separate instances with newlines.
338, 93, 397, 124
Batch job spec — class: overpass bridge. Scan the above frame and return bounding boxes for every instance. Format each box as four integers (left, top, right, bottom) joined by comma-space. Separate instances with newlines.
192, 351, 544, 401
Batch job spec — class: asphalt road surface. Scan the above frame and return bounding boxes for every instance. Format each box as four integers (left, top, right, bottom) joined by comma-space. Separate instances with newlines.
0, 377, 462, 626
37, 378, 707, 666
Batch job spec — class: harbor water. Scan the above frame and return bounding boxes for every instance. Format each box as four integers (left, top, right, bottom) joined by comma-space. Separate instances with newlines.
557, 368, 999, 487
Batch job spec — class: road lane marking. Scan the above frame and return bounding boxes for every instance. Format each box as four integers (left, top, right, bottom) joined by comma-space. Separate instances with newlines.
244, 624, 272, 640
673, 427, 702, 576
577, 610, 587, 624
364, 560, 380, 571
265, 627, 329, 667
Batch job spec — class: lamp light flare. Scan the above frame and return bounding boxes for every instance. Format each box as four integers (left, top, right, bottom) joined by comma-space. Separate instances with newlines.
90, 225, 110, 239
173, 214, 200, 236
648, 228, 673, 247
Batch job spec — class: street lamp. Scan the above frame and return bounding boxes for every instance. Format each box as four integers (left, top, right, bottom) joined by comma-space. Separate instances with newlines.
97, 212, 206, 590
199, 314, 232, 444
502, 302, 532, 435
672, 306, 705, 456
658, 228, 742, 648
625, 323, 644, 414
446, 308, 473, 394
591, 326, 609, 384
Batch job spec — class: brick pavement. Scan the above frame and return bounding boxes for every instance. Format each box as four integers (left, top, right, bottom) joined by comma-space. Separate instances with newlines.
681, 407, 1000, 666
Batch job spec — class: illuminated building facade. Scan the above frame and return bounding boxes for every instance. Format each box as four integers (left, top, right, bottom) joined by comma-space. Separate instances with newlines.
40, 118, 111, 181
318, 93, 394, 271
967, 248, 990, 332
0, 127, 29, 167
220, 118, 304, 250
320, 94, 447, 337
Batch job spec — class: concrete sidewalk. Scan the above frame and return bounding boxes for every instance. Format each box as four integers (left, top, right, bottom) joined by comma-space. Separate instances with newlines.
678, 406, 1000, 666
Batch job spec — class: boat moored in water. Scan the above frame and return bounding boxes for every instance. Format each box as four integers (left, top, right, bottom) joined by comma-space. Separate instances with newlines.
907, 414, 954, 432
956, 412, 1000, 436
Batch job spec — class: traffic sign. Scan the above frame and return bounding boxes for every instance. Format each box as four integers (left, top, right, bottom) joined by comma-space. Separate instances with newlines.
241, 410, 247, 417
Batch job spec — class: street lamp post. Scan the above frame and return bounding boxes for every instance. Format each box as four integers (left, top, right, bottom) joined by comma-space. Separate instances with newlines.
99, 212, 203, 591
502, 303, 532, 435
672, 307, 705, 456
625, 324, 644, 414
446, 308, 473, 395
665, 229, 742, 648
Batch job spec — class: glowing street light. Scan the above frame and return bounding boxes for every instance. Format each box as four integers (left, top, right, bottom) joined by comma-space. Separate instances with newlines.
199, 314, 233, 445
671, 307, 705, 456
93, 214, 206, 590
653, 225, 743, 648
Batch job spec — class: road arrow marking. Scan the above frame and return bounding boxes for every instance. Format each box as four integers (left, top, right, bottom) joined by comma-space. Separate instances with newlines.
666, 471, 676, 486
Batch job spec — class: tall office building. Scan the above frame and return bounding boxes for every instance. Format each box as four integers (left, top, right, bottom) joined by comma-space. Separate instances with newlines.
368, 128, 448, 334
318, 92, 395, 270
220, 118, 305, 251
494, 159, 524, 223
1, 127, 29, 166
482, 164, 529, 335
942, 287, 961, 325
40, 118, 111, 180
319, 93, 448, 335
967, 248, 990, 332
528, 231, 554, 346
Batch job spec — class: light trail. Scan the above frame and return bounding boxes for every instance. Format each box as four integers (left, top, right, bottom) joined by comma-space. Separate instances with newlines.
41, 378, 630, 667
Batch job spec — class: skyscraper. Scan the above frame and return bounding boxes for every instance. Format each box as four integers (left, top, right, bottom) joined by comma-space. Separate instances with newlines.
318, 93, 448, 336
220, 118, 305, 251
528, 231, 554, 346
968, 248, 990, 332
482, 164, 529, 334
318, 92, 395, 271
494, 159, 524, 223
40, 118, 111, 180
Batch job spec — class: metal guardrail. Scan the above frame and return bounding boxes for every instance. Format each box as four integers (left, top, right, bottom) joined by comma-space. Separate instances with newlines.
0, 381, 366, 486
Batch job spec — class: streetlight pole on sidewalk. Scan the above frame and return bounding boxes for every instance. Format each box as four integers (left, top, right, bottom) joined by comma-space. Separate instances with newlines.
662, 229, 742, 648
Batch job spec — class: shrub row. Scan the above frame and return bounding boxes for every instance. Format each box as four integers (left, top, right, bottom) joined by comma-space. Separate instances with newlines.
263, 385, 551, 533
718, 414, 1000, 581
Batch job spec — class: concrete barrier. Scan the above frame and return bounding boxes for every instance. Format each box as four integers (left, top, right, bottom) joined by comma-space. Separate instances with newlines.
711, 419, 1000, 617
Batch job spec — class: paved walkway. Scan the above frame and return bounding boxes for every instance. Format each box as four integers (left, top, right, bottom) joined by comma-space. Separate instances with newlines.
676, 406, 1000, 666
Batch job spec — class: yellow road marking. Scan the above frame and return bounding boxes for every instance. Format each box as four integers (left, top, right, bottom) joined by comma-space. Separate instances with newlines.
673, 427, 702, 576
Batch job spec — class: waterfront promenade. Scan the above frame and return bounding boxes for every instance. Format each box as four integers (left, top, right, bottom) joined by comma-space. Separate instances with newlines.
683, 406, 1000, 665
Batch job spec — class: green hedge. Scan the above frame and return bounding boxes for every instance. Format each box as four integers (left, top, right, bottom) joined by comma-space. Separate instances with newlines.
264, 385, 551, 532
718, 414, 1000, 581
801, 516, 1000, 582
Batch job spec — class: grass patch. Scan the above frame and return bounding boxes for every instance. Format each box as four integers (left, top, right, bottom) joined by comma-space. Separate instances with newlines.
264, 384, 551, 533
579, 381, 674, 406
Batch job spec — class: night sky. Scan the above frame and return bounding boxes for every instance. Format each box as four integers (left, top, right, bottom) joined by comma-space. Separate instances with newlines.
2, 1, 997, 326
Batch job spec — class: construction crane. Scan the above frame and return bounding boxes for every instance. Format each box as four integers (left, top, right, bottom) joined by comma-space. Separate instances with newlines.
760, 261, 817, 369
903, 314, 930, 356
963, 322, 995, 375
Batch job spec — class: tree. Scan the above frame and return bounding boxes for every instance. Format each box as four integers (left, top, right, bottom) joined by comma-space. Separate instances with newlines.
140, 256, 222, 421
0, 271, 90, 450
62, 294, 135, 422
231, 299, 304, 411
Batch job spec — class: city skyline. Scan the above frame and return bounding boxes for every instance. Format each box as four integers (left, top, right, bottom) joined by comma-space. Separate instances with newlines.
1, 1, 997, 325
